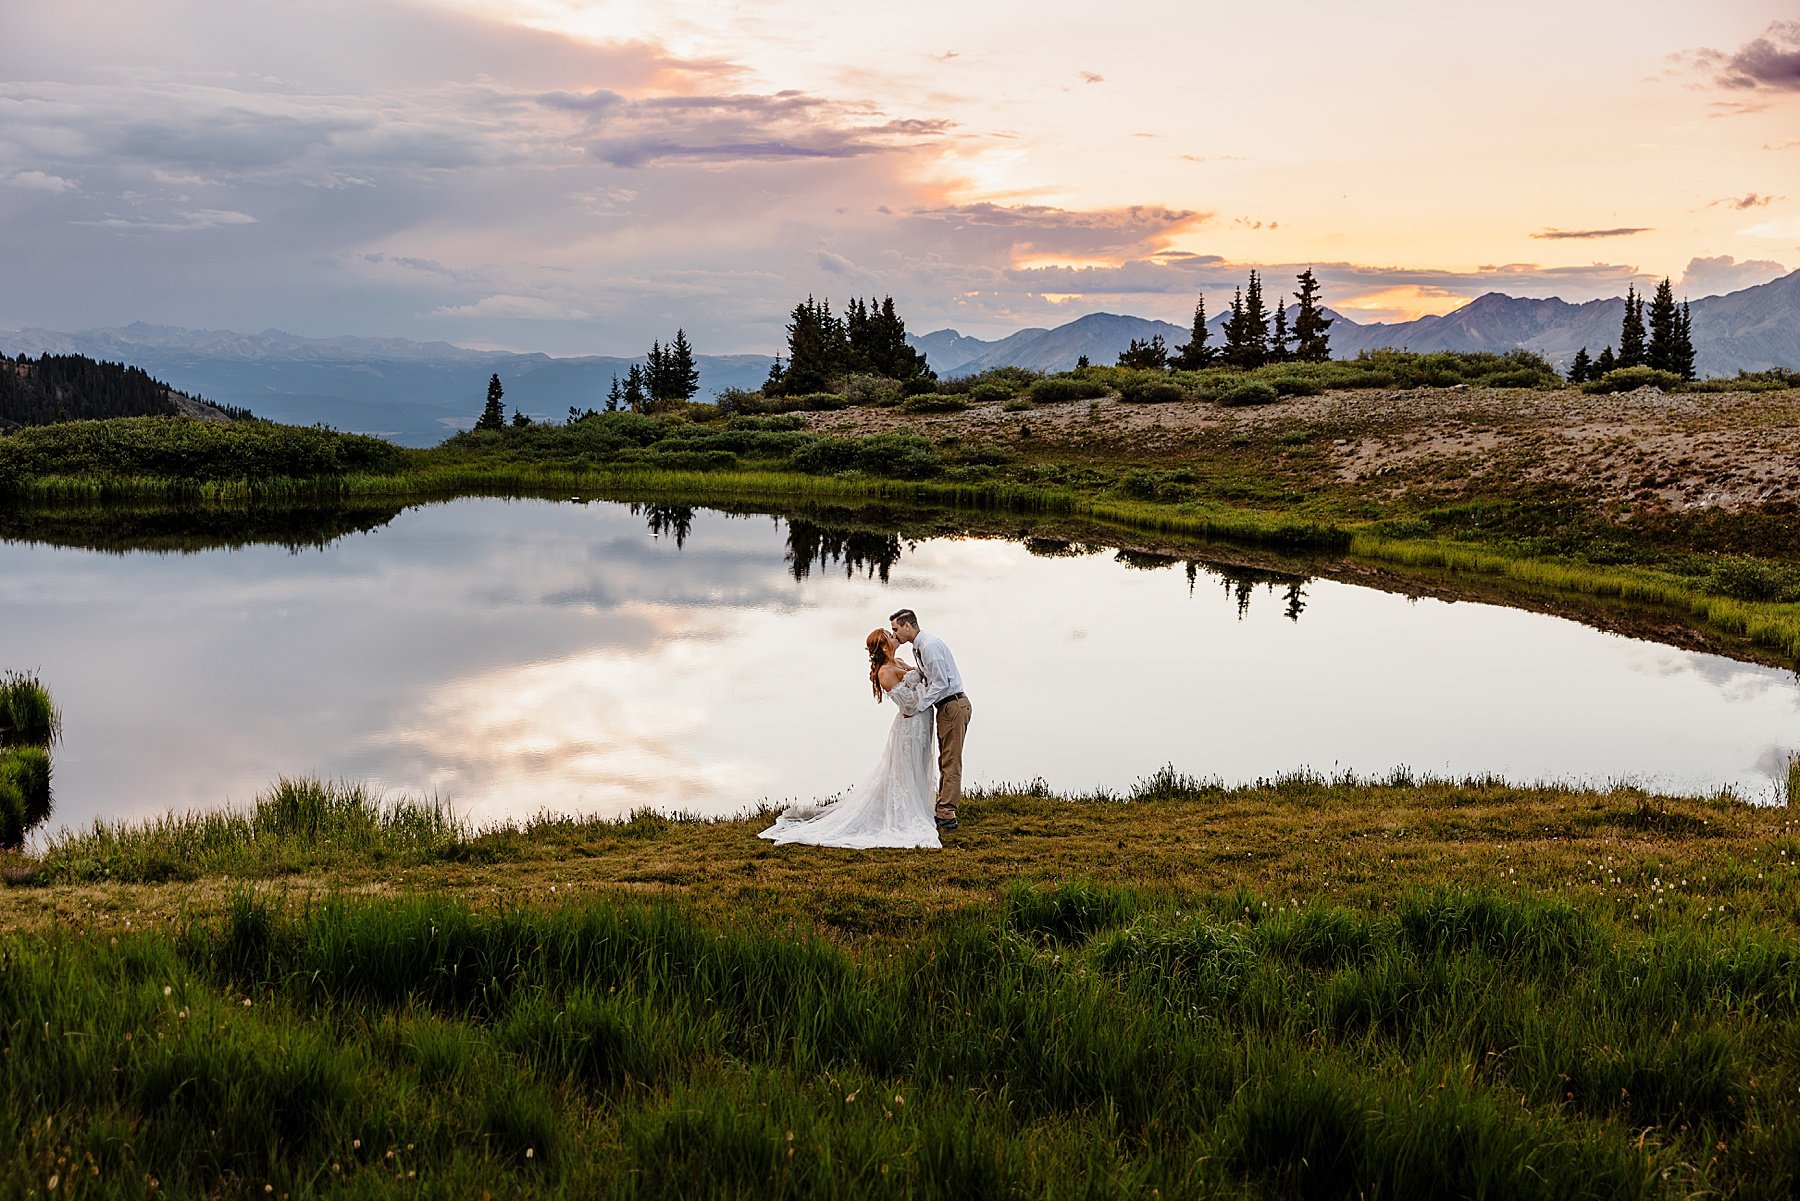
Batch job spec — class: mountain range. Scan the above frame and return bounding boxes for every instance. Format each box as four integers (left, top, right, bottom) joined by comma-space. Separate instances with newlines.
0, 324, 774, 447
2, 269, 1793, 447
912, 268, 1800, 380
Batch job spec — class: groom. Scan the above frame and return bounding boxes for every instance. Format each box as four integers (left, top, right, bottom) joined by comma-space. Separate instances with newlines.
890, 608, 971, 832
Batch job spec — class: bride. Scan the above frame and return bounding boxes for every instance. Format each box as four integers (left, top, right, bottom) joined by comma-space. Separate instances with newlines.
758, 628, 940, 849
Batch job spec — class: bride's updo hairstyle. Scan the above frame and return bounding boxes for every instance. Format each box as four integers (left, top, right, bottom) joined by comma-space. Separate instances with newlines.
865, 628, 891, 702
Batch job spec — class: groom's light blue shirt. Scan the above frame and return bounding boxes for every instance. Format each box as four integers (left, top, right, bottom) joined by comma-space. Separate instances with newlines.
912, 630, 964, 709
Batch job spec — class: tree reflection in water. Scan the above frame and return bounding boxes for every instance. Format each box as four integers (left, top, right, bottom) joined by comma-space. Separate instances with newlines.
633, 503, 695, 549
631, 505, 1314, 617
784, 520, 905, 583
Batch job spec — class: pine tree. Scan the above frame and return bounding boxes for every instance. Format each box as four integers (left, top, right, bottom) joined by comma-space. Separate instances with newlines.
475, 373, 506, 430
1674, 300, 1696, 380
763, 357, 786, 395
1242, 271, 1270, 368
511, 408, 529, 428
1595, 345, 1617, 376
669, 329, 700, 400
1076, 354, 1090, 369
645, 339, 668, 402
606, 375, 623, 412
1222, 287, 1248, 367
1270, 298, 1291, 363
1617, 285, 1646, 369
1171, 297, 1213, 369
1291, 267, 1333, 361
1117, 335, 1168, 370
622, 364, 647, 411
1568, 347, 1593, 383
1646, 277, 1680, 373
1223, 273, 1271, 369
779, 297, 849, 395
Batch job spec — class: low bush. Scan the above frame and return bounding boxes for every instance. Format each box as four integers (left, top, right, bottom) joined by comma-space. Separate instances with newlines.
1118, 378, 1188, 404
1218, 380, 1281, 406
965, 380, 1020, 404
1028, 377, 1110, 404
1582, 366, 1686, 394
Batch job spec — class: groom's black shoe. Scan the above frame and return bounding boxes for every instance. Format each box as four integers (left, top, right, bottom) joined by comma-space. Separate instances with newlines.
935, 816, 958, 831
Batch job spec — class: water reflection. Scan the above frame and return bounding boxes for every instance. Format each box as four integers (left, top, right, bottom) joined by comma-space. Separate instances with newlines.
2, 495, 1797, 836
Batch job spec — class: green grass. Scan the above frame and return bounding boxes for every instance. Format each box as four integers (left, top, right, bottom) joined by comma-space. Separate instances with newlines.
9, 773, 1800, 1196
8, 877, 1800, 1197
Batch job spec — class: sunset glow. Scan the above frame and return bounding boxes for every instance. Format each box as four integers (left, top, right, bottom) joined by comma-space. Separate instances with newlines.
1, 0, 1794, 351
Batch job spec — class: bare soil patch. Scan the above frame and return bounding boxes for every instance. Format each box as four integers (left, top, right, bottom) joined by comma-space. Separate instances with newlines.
806, 386, 1800, 514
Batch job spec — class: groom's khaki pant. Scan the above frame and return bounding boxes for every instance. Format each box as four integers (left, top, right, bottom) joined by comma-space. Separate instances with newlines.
934, 695, 972, 822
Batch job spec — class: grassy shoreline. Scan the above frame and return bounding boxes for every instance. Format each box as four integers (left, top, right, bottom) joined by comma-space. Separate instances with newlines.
5, 399, 1800, 663
6, 776, 1800, 1197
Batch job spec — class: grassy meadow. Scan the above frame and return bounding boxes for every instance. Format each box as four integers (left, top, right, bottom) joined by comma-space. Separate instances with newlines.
6, 360, 1800, 1196
6, 774, 1800, 1197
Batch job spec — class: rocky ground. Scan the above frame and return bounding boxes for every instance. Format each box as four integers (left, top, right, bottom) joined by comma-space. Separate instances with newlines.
805, 385, 1800, 515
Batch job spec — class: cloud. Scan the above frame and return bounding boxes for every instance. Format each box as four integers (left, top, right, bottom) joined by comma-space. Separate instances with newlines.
1709, 192, 1783, 210
538, 88, 957, 167
1681, 21, 1800, 93
4, 169, 75, 192
1677, 255, 1790, 297
1531, 226, 1652, 240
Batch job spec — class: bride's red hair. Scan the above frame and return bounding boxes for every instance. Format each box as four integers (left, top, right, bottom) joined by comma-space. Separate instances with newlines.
865, 629, 891, 702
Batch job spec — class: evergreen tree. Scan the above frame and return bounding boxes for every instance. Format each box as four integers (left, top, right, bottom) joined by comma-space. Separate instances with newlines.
1646, 278, 1681, 372
779, 296, 849, 394
1568, 346, 1593, 383
668, 328, 700, 400
1076, 354, 1090, 369
1595, 345, 1617, 376
1270, 298, 1291, 363
1117, 335, 1168, 370
511, 408, 529, 428
645, 339, 670, 402
606, 374, 623, 412
1674, 300, 1696, 380
1171, 297, 1214, 369
1243, 271, 1270, 367
1223, 273, 1271, 369
475, 373, 507, 431
622, 364, 647, 411
763, 356, 786, 395
1617, 285, 1647, 369
1291, 267, 1333, 361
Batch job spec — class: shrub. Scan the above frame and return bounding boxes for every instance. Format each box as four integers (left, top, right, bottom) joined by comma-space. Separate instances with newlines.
1027, 377, 1111, 404
840, 374, 904, 407
1117, 377, 1188, 404
0, 671, 59, 848
1218, 380, 1281, 406
902, 393, 971, 413
854, 432, 942, 478
1582, 366, 1685, 394
712, 387, 764, 415
965, 380, 1019, 404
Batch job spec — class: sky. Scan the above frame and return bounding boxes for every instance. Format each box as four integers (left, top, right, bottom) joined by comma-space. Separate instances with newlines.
1, 0, 1796, 355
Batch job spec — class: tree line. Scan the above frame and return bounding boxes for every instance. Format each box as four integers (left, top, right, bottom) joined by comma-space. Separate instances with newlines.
765, 295, 932, 396
0, 353, 253, 430
1116, 268, 1333, 372
1567, 277, 1696, 383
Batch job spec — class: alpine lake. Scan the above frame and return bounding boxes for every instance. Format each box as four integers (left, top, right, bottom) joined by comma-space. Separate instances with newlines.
4, 494, 1797, 840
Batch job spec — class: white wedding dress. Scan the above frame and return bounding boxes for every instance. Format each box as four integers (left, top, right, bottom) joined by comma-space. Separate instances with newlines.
758, 671, 940, 849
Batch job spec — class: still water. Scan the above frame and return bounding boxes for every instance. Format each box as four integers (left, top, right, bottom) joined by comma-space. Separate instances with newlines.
4, 497, 1798, 836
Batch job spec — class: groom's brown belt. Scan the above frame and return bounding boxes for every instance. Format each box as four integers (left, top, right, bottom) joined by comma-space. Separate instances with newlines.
936, 691, 967, 705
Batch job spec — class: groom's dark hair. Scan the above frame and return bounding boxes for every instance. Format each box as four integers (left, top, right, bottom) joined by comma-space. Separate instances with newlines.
889, 608, 919, 627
